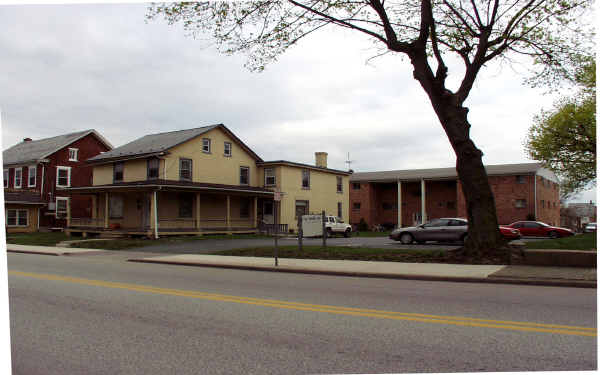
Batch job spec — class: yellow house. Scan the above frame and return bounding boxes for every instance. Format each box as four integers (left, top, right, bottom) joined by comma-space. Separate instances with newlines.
61, 124, 350, 238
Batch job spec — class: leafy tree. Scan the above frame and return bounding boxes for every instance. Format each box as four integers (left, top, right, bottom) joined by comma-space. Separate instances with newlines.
147, 0, 592, 257
526, 60, 596, 199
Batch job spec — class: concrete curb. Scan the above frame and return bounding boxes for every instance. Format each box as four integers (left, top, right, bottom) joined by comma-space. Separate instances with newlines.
128, 258, 597, 288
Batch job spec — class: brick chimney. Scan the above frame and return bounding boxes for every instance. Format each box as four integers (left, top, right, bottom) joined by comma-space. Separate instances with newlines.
23, 138, 32, 142
315, 152, 328, 168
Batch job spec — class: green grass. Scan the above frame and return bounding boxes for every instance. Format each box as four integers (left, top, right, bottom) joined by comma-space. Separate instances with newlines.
68, 233, 272, 250
215, 245, 447, 262
6, 232, 70, 246
352, 231, 392, 237
525, 233, 597, 250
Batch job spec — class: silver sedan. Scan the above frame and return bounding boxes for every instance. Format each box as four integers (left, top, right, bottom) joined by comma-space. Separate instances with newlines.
389, 218, 468, 244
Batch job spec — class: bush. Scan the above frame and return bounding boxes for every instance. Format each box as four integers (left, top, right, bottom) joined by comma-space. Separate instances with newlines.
357, 218, 369, 231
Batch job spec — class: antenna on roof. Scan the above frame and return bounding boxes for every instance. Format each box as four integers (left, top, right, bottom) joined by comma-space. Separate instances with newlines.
345, 152, 355, 172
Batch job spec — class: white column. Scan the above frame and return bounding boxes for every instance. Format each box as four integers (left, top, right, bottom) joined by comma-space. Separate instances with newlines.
153, 190, 159, 239
397, 180, 402, 228
421, 179, 427, 224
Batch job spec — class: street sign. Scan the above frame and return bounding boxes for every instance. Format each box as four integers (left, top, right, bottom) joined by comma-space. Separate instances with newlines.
274, 191, 281, 201
301, 214, 322, 237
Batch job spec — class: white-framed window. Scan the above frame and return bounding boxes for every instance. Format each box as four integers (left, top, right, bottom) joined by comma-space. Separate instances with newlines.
336, 176, 343, 193
113, 162, 124, 183
14, 167, 22, 189
3, 169, 8, 188
295, 200, 309, 218
224, 142, 232, 157
28, 165, 36, 187
56, 166, 71, 187
264, 168, 276, 186
202, 138, 211, 153
240, 166, 249, 185
179, 158, 192, 181
6, 209, 28, 227
56, 197, 69, 219
109, 195, 124, 218
147, 158, 159, 179
515, 199, 527, 208
302, 169, 310, 189
68, 148, 79, 161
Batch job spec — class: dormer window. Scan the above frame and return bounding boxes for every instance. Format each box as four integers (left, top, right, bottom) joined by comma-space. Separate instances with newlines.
68, 148, 78, 161
147, 158, 159, 179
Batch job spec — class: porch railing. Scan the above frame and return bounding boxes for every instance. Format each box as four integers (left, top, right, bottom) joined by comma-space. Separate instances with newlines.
259, 222, 288, 235
70, 218, 104, 228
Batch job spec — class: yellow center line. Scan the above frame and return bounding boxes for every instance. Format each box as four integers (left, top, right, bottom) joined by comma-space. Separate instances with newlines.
9, 270, 596, 337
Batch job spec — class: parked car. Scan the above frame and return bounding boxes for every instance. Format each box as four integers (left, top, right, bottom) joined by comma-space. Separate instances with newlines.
506, 221, 574, 238
324, 216, 352, 237
583, 222, 596, 233
500, 226, 521, 240
390, 218, 522, 244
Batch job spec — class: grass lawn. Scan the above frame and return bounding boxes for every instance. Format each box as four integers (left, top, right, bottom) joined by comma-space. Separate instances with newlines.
6, 232, 70, 246
525, 233, 597, 251
215, 245, 448, 262
352, 231, 392, 237
68, 233, 272, 250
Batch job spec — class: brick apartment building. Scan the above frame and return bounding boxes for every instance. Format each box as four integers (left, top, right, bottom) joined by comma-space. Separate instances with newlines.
3, 130, 112, 231
349, 163, 560, 229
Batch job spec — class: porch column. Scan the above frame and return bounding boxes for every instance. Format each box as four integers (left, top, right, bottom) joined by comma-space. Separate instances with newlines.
91, 195, 97, 220
104, 192, 109, 229
420, 179, 427, 224
226, 195, 231, 230
397, 180, 402, 228
253, 196, 258, 228
195, 192, 201, 230
66, 198, 71, 228
152, 190, 159, 239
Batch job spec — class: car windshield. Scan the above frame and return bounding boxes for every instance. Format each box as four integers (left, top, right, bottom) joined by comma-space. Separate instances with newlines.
537, 222, 550, 227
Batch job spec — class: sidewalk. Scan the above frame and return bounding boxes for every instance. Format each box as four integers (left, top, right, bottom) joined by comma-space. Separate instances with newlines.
6, 244, 597, 288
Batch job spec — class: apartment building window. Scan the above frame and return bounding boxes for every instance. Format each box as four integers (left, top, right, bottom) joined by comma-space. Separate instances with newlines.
337, 202, 342, 219
352, 183, 360, 190
14, 168, 22, 188
295, 200, 309, 218
113, 162, 124, 183
224, 142, 232, 157
515, 199, 526, 208
109, 195, 124, 218
516, 175, 525, 184
240, 198, 250, 218
68, 148, 78, 161
178, 193, 194, 218
353, 202, 361, 210
302, 169, 310, 189
336, 176, 343, 193
3, 169, 8, 188
56, 166, 71, 187
147, 158, 159, 179
240, 167, 249, 185
28, 165, 36, 187
264, 168, 276, 186
56, 197, 69, 219
6, 209, 28, 226
541, 200, 545, 209
202, 138, 211, 153
180, 158, 193, 181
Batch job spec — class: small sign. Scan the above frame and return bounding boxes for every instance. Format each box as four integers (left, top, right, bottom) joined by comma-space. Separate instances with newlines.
302, 214, 322, 237
274, 191, 281, 201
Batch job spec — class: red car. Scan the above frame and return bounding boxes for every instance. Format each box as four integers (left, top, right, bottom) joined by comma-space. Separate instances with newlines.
507, 221, 574, 238
500, 226, 521, 240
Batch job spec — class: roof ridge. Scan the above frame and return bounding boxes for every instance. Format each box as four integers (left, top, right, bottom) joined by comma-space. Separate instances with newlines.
141, 124, 221, 137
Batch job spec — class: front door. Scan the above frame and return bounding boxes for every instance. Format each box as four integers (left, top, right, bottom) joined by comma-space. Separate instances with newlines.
263, 201, 274, 224
142, 194, 151, 229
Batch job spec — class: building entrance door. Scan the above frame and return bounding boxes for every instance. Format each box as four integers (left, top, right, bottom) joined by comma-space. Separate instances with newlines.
263, 201, 274, 224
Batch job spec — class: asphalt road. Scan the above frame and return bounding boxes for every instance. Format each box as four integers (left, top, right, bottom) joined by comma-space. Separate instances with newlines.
8, 252, 597, 374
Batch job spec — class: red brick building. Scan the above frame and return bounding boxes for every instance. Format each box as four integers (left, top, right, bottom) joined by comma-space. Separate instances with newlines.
349, 163, 560, 229
3, 130, 112, 231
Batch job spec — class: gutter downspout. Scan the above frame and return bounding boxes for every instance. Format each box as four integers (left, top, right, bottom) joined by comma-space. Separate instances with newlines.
534, 173, 537, 220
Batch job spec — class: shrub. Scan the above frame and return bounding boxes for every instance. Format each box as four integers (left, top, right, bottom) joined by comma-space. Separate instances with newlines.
357, 218, 369, 231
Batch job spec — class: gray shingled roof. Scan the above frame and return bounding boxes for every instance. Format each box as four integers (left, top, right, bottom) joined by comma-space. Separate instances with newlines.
87, 124, 222, 162
3, 130, 111, 166
350, 163, 548, 182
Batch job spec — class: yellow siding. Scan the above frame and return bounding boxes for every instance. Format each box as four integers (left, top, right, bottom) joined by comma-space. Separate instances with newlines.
93, 165, 112, 185
5, 205, 39, 233
267, 166, 349, 231
164, 128, 258, 186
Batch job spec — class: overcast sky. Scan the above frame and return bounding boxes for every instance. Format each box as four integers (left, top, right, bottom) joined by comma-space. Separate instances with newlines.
0, 2, 595, 203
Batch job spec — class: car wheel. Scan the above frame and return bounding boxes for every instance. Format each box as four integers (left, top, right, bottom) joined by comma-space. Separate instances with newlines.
399, 233, 414, 245
548, 231, 558, 239
326, 228, 333, 238
344, 229, 351, 238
